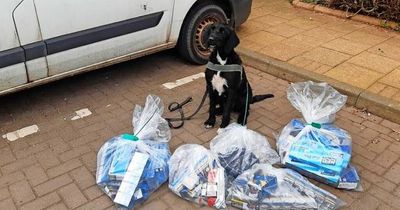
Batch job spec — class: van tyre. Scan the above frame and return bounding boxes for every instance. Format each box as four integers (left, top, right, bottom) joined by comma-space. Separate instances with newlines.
178, 2, 227, 64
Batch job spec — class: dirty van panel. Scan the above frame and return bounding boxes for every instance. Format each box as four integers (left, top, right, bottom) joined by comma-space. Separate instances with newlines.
0, 0, 21, 51
0, 64, 28, 91
13, 0, 49, 81
0, 0, 28, 92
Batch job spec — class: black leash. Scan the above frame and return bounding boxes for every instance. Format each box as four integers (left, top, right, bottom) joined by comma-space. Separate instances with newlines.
165, 89, 208, 129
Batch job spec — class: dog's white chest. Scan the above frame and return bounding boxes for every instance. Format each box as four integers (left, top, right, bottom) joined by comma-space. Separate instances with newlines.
211, 52, 228, 96
216, 52, 227, 65
212, 72, 227, 96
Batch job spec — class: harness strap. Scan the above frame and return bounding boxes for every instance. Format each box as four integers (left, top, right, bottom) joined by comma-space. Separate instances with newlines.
206, 62, 243, 79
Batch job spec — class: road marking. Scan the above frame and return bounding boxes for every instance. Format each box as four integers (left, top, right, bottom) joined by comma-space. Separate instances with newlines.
71, 108, 92, 120
2, 125, 39, 141
162, 73, 204, 89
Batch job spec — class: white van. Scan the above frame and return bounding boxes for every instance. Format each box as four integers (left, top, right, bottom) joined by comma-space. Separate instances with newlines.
0, 0, 251, 95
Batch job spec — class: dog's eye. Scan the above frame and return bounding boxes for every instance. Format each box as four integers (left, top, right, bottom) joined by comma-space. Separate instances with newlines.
211, 26, 216, 30
219, 28, 225, 33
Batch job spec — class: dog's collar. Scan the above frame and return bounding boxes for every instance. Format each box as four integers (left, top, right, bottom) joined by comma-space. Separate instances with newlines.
206, 61, 243, 79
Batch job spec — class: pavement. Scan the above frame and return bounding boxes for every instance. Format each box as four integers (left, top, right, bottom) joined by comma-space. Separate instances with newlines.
236, 0, 400, 123
1, 50, 400, 210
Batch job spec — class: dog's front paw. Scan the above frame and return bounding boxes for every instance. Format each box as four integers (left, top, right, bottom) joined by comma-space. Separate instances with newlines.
204, 118, 216, 129
220, 120, 229, 129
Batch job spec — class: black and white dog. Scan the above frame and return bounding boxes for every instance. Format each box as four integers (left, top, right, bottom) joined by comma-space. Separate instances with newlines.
204, 23, 274, 128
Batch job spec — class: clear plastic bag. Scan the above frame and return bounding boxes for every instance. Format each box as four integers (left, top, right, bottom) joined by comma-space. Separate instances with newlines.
132, 95, 171, 142
227, 164, 345, 210
96, 95, 171, 209
210, 123, 280, 180
277, 81, 360, 190
169, 144, 226, 209
287, 81, 347, 124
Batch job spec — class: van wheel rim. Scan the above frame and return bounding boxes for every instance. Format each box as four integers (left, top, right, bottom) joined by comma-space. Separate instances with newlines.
194, 16, 218, 57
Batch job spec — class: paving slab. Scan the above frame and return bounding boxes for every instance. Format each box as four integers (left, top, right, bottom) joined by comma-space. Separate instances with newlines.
325, 62, 383, 89
238, 0, 400, 124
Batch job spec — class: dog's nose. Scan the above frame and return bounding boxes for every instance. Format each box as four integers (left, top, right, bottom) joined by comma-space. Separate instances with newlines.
208, 36, 214, 41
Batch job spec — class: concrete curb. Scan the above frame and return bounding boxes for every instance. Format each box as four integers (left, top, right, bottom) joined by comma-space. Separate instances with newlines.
292, 0, 400, 31
237, 47, 400, 124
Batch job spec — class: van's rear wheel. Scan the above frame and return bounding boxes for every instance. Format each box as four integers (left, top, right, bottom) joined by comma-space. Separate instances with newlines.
178, 2, 227, 64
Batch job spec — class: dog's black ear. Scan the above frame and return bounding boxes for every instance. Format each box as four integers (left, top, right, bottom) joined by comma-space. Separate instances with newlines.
224, 28, 240, 54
